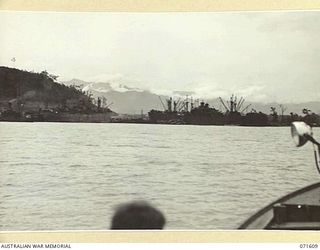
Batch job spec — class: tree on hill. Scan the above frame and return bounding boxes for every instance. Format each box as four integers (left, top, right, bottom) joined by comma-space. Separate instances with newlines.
301, 108, 320, 126
270, 106, 278, 122
279, 104, 287, 124
302, 108, 311, 115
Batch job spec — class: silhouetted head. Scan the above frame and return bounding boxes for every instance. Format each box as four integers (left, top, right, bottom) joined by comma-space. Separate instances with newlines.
110, 201, 166, 230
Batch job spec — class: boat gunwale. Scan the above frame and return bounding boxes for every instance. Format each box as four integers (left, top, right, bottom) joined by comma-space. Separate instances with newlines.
238, 181, 320, 229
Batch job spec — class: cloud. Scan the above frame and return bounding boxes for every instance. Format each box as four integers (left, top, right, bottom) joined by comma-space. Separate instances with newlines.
2, 11, 320, 104
84, 73, 124, 83
177, 81, 268, 102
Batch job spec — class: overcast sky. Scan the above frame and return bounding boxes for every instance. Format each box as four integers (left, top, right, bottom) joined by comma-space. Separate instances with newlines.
1, 11, 320, 103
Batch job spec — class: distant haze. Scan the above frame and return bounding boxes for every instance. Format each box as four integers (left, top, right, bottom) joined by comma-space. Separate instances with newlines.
63, 79, 320, 115
1, 11, 320, 103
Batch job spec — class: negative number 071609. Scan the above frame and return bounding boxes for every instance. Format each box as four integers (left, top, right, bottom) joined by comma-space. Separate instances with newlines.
300, 244, 318, 248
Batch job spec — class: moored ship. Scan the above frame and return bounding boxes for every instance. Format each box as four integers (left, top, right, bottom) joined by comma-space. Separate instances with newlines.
148, 94, 271, 126
147, 94, 320, 127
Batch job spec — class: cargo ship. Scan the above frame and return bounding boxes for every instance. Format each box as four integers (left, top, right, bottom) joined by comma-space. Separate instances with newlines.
147, 95, 319, 127
148, 95, 274, 126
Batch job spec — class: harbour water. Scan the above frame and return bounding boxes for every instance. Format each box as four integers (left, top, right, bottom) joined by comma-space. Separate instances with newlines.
0, 122, 319, 230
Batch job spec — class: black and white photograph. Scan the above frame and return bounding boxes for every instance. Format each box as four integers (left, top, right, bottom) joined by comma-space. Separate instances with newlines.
1, 10, 320, 231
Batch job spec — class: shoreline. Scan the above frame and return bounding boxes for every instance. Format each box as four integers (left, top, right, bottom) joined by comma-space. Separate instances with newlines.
1, 119, 318, 127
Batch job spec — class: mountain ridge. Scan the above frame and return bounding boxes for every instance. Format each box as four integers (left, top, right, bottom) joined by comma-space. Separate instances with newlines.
62, 78, 320, 115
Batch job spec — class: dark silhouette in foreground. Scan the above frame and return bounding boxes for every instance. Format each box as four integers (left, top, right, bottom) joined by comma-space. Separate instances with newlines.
110, 201, 166, 230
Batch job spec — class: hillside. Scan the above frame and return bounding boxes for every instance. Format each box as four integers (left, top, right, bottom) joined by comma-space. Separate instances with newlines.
0, 67, 110, 116
0, 67, 90, 104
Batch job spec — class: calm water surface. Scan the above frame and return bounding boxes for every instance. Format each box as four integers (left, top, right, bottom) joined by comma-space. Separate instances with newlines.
0, 122, 319, 230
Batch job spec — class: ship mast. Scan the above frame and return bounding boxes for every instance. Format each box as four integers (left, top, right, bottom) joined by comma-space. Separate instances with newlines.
219, 95, 250, 114
166, 97, 172, 112
158, 96, 166, 111
219, 97, 229, 112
